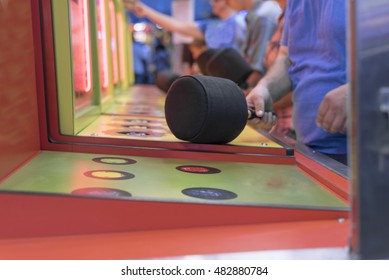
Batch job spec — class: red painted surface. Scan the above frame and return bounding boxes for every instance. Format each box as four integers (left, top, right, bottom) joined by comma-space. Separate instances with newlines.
0, 1, 40, 180
295, 151, 350, 202
0, 192, 348, 239
0, 219, 349, 260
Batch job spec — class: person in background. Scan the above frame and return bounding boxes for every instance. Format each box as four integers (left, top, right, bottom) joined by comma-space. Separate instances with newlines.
246, 0, 348, 164
182, 39, 207, 75
131, 25, 154, 84
153, 36, 171, 74
225, 0, 282, 88
123, 0, 247, 52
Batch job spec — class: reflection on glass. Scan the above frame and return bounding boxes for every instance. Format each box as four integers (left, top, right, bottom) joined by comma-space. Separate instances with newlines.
65, 1, 298, 158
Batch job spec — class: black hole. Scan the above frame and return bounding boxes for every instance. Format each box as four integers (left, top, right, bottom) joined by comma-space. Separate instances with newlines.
182, 187, 237, 200
72, 187, 132, 198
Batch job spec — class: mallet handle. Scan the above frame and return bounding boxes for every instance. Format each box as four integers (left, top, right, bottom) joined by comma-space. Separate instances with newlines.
247, 109, 276, 120
247, 109, 256, 120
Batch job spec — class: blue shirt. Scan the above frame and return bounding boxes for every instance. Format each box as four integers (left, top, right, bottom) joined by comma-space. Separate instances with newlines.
197, 11, 247, 52
282, 0, 347, 154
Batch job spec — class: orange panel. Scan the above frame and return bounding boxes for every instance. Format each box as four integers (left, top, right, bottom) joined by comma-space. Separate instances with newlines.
0, 192, 348, 239
0, 219, 349, 260
295, 151, 349, 201
0, 1, 40, 180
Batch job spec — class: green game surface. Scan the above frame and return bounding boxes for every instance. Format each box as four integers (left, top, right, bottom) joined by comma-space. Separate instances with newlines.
0, 151, 348, 210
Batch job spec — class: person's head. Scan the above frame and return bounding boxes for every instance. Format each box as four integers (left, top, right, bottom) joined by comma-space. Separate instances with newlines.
224, 0, 252, 11
188, 39, 208, 59
277, 0, 287, 10
210, 0, 237, 19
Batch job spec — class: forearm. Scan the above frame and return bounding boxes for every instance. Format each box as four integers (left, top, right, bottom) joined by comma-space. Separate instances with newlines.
259, 46, 292, 102
142, 5, 204, 40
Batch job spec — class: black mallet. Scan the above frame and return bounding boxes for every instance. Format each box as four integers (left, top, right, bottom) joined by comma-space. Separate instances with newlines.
164, 75, 257, 144
196, 48, 253, 89
155, 70, 180, 93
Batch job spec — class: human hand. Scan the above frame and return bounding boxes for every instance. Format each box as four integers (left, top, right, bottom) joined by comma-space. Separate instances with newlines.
316, 84, 348, 134
246, 83, 277, 129
123, 0, 146, 17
